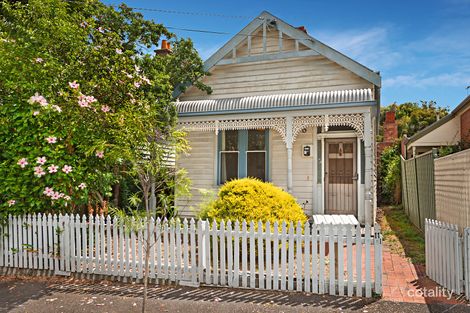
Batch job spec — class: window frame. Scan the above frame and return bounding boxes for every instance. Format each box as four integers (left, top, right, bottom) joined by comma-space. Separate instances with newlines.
219, 150, 239, 185
217, 129, 269, 185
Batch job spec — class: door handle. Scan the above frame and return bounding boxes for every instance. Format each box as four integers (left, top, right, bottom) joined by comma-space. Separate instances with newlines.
352, 174, 358, 181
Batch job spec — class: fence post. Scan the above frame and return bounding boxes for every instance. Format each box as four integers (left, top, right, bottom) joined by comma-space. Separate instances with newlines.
273, 221, 279, 290
204, 220, 211, 284
425, 219, 429, 277
401, 157, 409, 215
431, 148, 438, 221
226, 220, 232, 287
197, 219, 204, 283
265, 221, 272, 290
212, 220, 219, 286
233, 220, 240, 288
287, 222, 295, 291
249, 221, 256, 288
458, 234, 463, 294
200, 220, 206, 270
374, 224, 382, 295
414, 158, 422, 229
190, 219, 197, 284
465, 228, 470, 300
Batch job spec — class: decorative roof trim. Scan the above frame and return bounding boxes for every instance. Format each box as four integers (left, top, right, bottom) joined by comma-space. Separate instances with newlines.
176, 89, 374, 115
179, 117, 288, 142
178, 113, 365, 143
173, 11, 381, 98
293, 113, 364, 140
270, 11, 381, 87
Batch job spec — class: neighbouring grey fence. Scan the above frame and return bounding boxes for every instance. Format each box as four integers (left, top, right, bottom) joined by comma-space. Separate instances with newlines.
401, 150, 437, 230
0, 214, 383, 297
434, 149, 470, 232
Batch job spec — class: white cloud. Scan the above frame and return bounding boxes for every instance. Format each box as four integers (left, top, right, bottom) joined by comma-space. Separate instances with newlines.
314, 27, 401, 71
384, 72, 470, 88
312, 23, 470, 90
406, 26, 470, 56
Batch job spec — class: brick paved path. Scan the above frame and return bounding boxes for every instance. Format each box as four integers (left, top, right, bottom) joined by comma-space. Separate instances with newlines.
381, 245, 465, 304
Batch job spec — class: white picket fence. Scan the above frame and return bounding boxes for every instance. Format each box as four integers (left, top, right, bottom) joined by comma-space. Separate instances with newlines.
425, 219, 463, 295
0, 214, 382, 297
465, 228, 470, 300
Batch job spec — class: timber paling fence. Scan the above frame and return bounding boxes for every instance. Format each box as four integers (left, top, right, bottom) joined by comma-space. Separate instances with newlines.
434, 149, 470, 232
401, 150, 437, 230
401, 148, 470, 232
0, 214, 383, 297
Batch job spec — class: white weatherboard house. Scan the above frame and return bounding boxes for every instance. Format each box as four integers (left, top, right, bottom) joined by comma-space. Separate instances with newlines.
174, 11, 380, 225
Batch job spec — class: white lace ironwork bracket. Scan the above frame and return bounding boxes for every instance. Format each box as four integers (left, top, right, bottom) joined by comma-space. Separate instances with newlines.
292, 113, 365, 140
178, 117, 288, 142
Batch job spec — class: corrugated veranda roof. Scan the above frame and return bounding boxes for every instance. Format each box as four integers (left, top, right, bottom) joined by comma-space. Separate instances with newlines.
176, 88, 374, 115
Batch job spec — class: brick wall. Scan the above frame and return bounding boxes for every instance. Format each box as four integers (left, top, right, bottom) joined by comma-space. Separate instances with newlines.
377, 111, 398, 156
461, 107, 470, 143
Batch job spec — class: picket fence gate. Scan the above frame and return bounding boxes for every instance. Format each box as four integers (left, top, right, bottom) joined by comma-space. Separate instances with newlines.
0, 214, 383, 297
425, 219, 463, 295
424, 218, 470, 301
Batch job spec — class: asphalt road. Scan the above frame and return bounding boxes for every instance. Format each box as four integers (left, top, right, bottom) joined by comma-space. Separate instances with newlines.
1, 276, 469, 313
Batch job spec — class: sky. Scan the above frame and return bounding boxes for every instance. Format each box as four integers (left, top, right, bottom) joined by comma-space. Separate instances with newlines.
105, 0, 470, 109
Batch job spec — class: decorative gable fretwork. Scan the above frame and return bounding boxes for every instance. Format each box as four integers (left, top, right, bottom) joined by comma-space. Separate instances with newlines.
179, 113, 365, 145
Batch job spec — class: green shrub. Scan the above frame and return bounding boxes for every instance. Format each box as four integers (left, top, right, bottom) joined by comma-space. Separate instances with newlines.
199, 178, 308, 225
379, 144, 401, 204
384, 153, 401, 205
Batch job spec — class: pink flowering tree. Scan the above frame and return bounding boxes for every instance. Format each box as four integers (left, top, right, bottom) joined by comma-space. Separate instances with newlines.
0, 0, 208, 214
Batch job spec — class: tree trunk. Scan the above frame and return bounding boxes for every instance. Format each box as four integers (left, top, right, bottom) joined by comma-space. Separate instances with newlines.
142, 189, 151, 313
113, 165, 120, 207
113, 183, 120, 207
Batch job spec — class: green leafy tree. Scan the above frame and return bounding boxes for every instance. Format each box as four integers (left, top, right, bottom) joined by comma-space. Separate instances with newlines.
109, 106, 190, 312
378, 101, 448, 204
379, 101, 448, 139
0, 0, 207, 214
1, 1, 207, 311
379, 144, 401, 204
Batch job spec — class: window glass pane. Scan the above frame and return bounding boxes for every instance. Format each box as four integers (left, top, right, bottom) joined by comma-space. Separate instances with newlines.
222, 130, 238, 151
329, 143, 339, 153
248, 130, 265, 150
247, 152, 265, 181
343, 143, 353, 153
220, 152, 238, 183
328, 158, 353, 184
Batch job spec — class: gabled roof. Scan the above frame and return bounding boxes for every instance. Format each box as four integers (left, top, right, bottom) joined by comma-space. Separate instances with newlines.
174, 11, 381, 98
407, 95, 470, 145
177, 88, 374, 116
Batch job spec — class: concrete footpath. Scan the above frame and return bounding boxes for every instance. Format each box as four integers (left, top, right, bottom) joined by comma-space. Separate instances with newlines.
1, 276, 469, 313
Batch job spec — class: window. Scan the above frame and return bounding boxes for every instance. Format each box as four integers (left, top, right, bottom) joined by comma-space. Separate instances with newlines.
247, 130, 266, 180
218, 129, 268, 184
219, 130, 239, 184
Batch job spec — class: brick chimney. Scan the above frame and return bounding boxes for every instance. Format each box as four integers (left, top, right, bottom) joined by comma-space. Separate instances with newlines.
377, 110, 399, 158
383, 111, 398, 143
296, 26, 308, 33
155, 40, 172, 56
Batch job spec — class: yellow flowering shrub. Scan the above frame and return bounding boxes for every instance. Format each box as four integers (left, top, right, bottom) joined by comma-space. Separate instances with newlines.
199, 178, 308, 225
